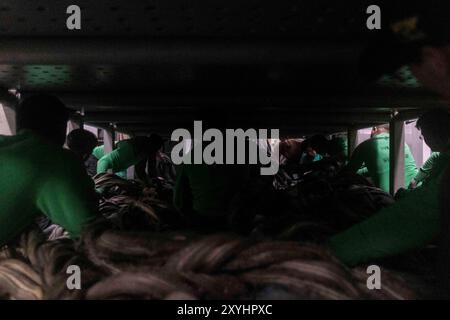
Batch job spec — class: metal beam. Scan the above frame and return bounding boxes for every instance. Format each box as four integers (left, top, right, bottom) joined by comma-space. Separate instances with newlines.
0, 38, 361, 65
83, 111, 391, 126
0, 103, 16, 135
103, 126, 115, 155
347, 127, 358, 158
53, 92, 438, 110
124, 132, 135, 180
389, 118, 406, 195
0, 92, 18, 135
67, 120, 81, 134
391, 109, 424, 122
103, 126, 116, 176
111, 123, 351, 137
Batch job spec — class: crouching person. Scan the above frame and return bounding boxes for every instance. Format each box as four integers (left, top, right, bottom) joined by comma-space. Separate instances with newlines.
0, 95, 98, 246
330, 110, 450, 266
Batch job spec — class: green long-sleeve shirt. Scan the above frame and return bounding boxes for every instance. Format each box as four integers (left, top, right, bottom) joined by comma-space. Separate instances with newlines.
96, 140, 144, 174
174, 164, 250, 217
346, 133, 418, 192
92, 143, 127, 178
92, 141, 130, 160
413, 152, 440, 185
0, 131, 98, 246
92, 145, 106, 160
330, 150, 450, 266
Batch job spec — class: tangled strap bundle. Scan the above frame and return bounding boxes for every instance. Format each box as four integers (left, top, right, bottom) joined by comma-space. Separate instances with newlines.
0, 259, 43, 300
77, 227, 420, 300
81, 222, 191, 274
0, 224, 421, 300
287, 173, 393, 237
94, 173, 183, 231
85, 271, 196, 300
0, 226, 105, 300
94, 171, 392, 245
0, 172, 424, 300
229, 172, 394, 243
94, 173, 145, 197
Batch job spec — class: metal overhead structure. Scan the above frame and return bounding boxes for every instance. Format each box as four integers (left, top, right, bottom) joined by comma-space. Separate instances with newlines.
0, 91, 18, 135
0, 38, 362, 66
389, 115, 406, 195
0, 103, 16, 135
0, 1, 446, 193
0, 2, 437, 128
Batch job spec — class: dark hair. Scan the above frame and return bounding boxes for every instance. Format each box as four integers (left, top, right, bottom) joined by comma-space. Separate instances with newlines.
16, 94, 70, 145
308, 135, 329, 154
66, 129, 98, 157
148, 133, 164, 148
133, 134, 164, 154
416, 109, 450, 141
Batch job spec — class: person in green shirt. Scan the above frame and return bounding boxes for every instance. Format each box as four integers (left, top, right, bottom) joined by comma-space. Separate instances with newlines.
357, 1, 450, 295
173, 123, 252, 230
92, 142, 127, 179
96, 134, 164, 183
344, 124, 418, 193
92, 144, 106, 161
0, 95, 98, 246
330, 109, 450, 267
409, 152, 440, 188
173, 162, 251, 230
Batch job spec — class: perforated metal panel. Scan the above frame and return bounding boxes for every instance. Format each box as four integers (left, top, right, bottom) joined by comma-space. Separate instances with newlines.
0, 0, 372, 38
0, 0, 441, 135
0, 0, 375, 93
0, 63, 198, 92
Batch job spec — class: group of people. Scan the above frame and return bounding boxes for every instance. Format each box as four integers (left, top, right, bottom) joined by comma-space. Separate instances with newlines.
274, 89, 450, 275
171, 2, 450, 295
0, 1, 449, 296
66, 127, 166, 181
330, 111, 450, 268
0, 95, 171, 245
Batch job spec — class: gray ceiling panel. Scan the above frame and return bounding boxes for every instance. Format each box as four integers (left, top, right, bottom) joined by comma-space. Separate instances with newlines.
0, 0, 372, 38
0, 1, 441, 134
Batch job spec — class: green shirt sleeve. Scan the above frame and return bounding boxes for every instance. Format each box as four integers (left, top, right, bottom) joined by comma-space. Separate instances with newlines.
92, 145, 105, 160
36, 152, 98, 238
96, 141, 137, 173
414, 152, 440, 184
97, 152, 114, 173
356, 166, 370, 177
